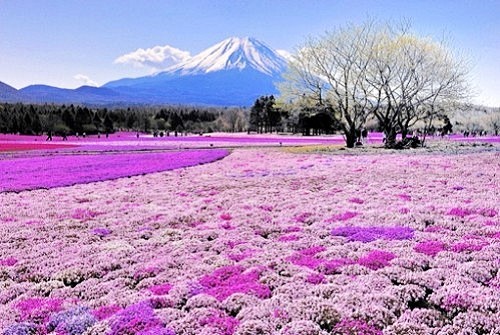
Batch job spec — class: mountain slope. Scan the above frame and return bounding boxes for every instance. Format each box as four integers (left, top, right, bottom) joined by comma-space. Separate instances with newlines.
19, 85, 128, 104
0, 81, 23, 102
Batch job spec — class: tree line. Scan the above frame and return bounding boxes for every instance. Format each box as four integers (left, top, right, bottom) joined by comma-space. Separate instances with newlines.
0, 103, 248, 136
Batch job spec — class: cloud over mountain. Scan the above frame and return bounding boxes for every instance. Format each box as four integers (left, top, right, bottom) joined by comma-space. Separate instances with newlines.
114, 44, 191, 70
73, 74, 98, 87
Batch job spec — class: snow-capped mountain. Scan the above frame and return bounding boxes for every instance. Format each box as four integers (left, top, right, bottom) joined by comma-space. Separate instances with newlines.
103, 37, 288, 105
1, 37, 289, 106
164, 37, 287, 76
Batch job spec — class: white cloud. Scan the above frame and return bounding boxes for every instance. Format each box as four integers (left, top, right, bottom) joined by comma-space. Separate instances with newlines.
276, 49, 294, 62
74, 74, 98, 87
114, 44, 191, 70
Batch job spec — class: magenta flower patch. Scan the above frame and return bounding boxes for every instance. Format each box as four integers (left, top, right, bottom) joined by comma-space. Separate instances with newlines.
333, 318, 383, 335
220, 213, 232, 221
0, 257, 18, 266
478, 208, 498, 217
293, 212, 313, 223
71, 208, 100, 221
319, 258, 355, 275
451, 240, 489, 253
306, 273, 326, 284
91, 227, 111, 237
331, 226, 414, 242
198, 265, 271, 301
148, 283, 173, 295
16, 297, 64, 324
358, 250, 396, 270
92, 305, 122, 320
278, 234, 300, 242
398, 194, 412, 201
414, 241, 446, 257
447, 207, 474, 217
325, 211, 359, 222
349, 197, 365, 204
200, 313, 240, 335
286, 247, 325, 269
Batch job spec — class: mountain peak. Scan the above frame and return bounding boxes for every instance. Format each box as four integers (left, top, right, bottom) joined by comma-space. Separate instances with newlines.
164, 36, 287, 76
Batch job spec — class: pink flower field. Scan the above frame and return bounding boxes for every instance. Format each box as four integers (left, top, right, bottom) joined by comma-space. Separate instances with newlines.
0, 137, 499, 334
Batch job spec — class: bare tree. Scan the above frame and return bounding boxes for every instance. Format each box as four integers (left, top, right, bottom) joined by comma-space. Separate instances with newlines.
368, 28, 470, 146
484, 109, 500, 135
280, 20, 471, 148
223, 108, 245, 132
279, 21, 377, 147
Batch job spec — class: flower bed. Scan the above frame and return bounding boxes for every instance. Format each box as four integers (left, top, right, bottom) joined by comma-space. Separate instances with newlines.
0, 142, 77, 152
0, 149, 229, 192
0, 148, 498, 334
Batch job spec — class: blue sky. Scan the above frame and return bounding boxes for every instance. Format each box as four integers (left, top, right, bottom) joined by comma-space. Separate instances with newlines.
1, 0, 499, 106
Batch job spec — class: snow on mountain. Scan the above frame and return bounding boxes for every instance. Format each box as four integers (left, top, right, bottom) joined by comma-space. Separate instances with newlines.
163, 37, 287, 76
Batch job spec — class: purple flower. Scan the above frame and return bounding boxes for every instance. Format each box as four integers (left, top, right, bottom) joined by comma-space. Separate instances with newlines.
108, 301, 164, 335
398, 194, 412, 201
2, 322, 38, 335
47, 306, 96, 335
451, 241, 489, 253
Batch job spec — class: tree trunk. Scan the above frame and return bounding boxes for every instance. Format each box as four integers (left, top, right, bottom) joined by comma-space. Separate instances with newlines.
345, 129, 357, 148
401, 128, 408, 139
384, 128, 397, 148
